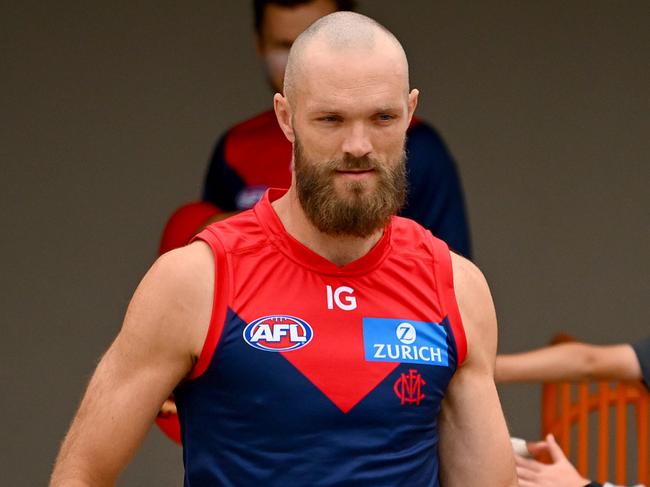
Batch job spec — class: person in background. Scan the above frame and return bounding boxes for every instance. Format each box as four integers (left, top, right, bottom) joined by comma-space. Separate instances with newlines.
515, 434, 646, 487
498, 337, 649, 487
165, 0, 471, 258
495, 336, 650, 387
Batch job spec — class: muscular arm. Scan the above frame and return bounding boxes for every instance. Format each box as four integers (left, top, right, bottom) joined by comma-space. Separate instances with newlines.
438, 253, 517, 486
50, 243, 213, 486
495, 342, 641, 383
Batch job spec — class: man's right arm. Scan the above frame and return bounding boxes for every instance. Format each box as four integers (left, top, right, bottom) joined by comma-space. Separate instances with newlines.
50, 242, 213, 486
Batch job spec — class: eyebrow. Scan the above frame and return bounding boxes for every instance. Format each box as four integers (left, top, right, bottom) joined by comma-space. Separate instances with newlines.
308, 106, 402, 115
373, 106, 402, 113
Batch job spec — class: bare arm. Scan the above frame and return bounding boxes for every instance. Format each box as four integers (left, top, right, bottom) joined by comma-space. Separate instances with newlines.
495, 342, 641, 383
50, 242, 213, 486
438, 253, 517, 486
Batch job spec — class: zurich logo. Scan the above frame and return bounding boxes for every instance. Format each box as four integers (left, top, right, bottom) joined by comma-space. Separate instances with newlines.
243, 315, 314, 352
396, 322, 416, 344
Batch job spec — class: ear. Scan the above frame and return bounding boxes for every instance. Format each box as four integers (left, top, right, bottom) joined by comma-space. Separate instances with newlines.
406, 88, 419, 124
274, 93, 295, 143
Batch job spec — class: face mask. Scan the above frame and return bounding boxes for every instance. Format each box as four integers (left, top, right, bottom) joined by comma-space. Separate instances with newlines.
263, 49, 290, 92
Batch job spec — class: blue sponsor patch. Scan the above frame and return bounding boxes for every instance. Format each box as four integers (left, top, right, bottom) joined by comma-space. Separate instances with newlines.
363, 318, 449, 366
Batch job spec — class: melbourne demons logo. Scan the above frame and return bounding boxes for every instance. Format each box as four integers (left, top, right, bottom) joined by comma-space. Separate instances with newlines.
243, 315, 314, 352
394, 369, 426, 406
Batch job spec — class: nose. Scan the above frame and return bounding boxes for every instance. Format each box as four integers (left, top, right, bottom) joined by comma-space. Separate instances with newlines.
341, 121, 373, 158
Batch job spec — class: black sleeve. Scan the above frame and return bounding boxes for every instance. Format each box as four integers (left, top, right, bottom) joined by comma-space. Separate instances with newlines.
631, 336, 650, 391
202, 133, 246, 211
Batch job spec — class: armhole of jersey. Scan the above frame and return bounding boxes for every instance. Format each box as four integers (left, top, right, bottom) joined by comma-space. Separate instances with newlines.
186, 226, 230, 379
431, 237, 468, 366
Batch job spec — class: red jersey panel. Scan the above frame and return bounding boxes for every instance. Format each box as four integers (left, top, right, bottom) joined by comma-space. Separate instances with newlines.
175, 188, 466, 486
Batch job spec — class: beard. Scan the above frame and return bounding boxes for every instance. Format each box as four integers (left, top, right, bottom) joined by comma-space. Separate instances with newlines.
293, 135, 407, 238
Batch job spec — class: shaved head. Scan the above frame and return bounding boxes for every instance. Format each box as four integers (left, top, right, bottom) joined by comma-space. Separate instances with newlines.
283, 11, 409, 103
272, 11, 419, 240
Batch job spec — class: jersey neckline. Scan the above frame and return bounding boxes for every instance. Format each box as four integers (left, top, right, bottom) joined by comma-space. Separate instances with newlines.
254, 188, 393, 276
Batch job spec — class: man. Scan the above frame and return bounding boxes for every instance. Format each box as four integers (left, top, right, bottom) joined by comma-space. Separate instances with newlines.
171, 0, 471, 258
51, 13, 515, 486
157, 0, 471, 443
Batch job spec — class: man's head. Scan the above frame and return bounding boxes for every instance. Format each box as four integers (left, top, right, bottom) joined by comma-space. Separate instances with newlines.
254, 0, 356, 92
274, 12, 419, 238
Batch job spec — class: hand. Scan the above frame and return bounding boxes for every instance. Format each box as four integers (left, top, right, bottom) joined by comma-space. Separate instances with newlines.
515, 434, 591, 487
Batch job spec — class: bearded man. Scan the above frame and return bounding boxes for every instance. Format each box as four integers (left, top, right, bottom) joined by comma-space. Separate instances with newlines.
51, 12, 516, 487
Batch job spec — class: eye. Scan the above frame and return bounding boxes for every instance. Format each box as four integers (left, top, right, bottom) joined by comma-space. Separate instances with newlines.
375, 113, 397, 123
317, 115, 342, 123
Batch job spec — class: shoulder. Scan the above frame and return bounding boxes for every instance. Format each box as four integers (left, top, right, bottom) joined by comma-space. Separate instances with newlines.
449, 253, 497, 364
211, 110, 278, 156
450, 253, 489, 299
147, 242, 214, 309
406, 118, 449, 152
225, 109, 278, 140
199, 208, 267, 252
404, 118, 457, 177
389, 216, 436, 254
121, 242, 214, 362
449, 252, 493, 323
407, 117, 444, 139
391, 215, 429, 237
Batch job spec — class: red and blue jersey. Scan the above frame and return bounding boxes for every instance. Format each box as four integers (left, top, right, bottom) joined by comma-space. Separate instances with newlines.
175, 189, 467, 486
202, 109, 472, 257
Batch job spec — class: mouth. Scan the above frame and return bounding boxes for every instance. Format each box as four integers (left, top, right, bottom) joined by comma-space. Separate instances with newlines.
334, 169, 376, 181
335, 168, 375, 175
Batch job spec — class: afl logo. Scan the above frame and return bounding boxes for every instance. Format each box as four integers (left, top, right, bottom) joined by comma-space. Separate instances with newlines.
243, 315, 314, 352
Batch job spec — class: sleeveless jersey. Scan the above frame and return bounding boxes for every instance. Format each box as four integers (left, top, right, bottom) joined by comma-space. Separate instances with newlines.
174, 188, 467, 486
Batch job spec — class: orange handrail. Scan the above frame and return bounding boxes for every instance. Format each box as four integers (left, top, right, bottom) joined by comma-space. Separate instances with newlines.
597, 382, 610, 481
541, 337, 649, 485
616, 383, 628, 484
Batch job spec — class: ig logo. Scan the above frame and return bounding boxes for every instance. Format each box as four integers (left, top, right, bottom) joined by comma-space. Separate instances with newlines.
326, 285, 357, 311
396, 322, 416, 344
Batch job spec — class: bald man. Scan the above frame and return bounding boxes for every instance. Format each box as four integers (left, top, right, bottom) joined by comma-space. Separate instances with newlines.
51, 13, 516, 486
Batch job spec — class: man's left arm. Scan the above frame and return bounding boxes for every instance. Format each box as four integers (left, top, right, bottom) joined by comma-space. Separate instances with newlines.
438, 253, 517, 486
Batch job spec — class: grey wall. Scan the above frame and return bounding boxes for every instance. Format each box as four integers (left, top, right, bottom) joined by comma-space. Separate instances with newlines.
2, 1, 648, 485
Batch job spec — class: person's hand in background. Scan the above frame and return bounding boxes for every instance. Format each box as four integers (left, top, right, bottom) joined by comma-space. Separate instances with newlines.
515, 434, 590, 487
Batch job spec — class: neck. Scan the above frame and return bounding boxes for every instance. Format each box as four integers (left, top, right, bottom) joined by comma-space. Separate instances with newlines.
272, 188, 385, 267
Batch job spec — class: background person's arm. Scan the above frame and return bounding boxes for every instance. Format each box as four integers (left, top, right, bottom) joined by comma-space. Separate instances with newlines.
495, 342, 641, 383
438, 254, 517, 486
50, 243, 213, 486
